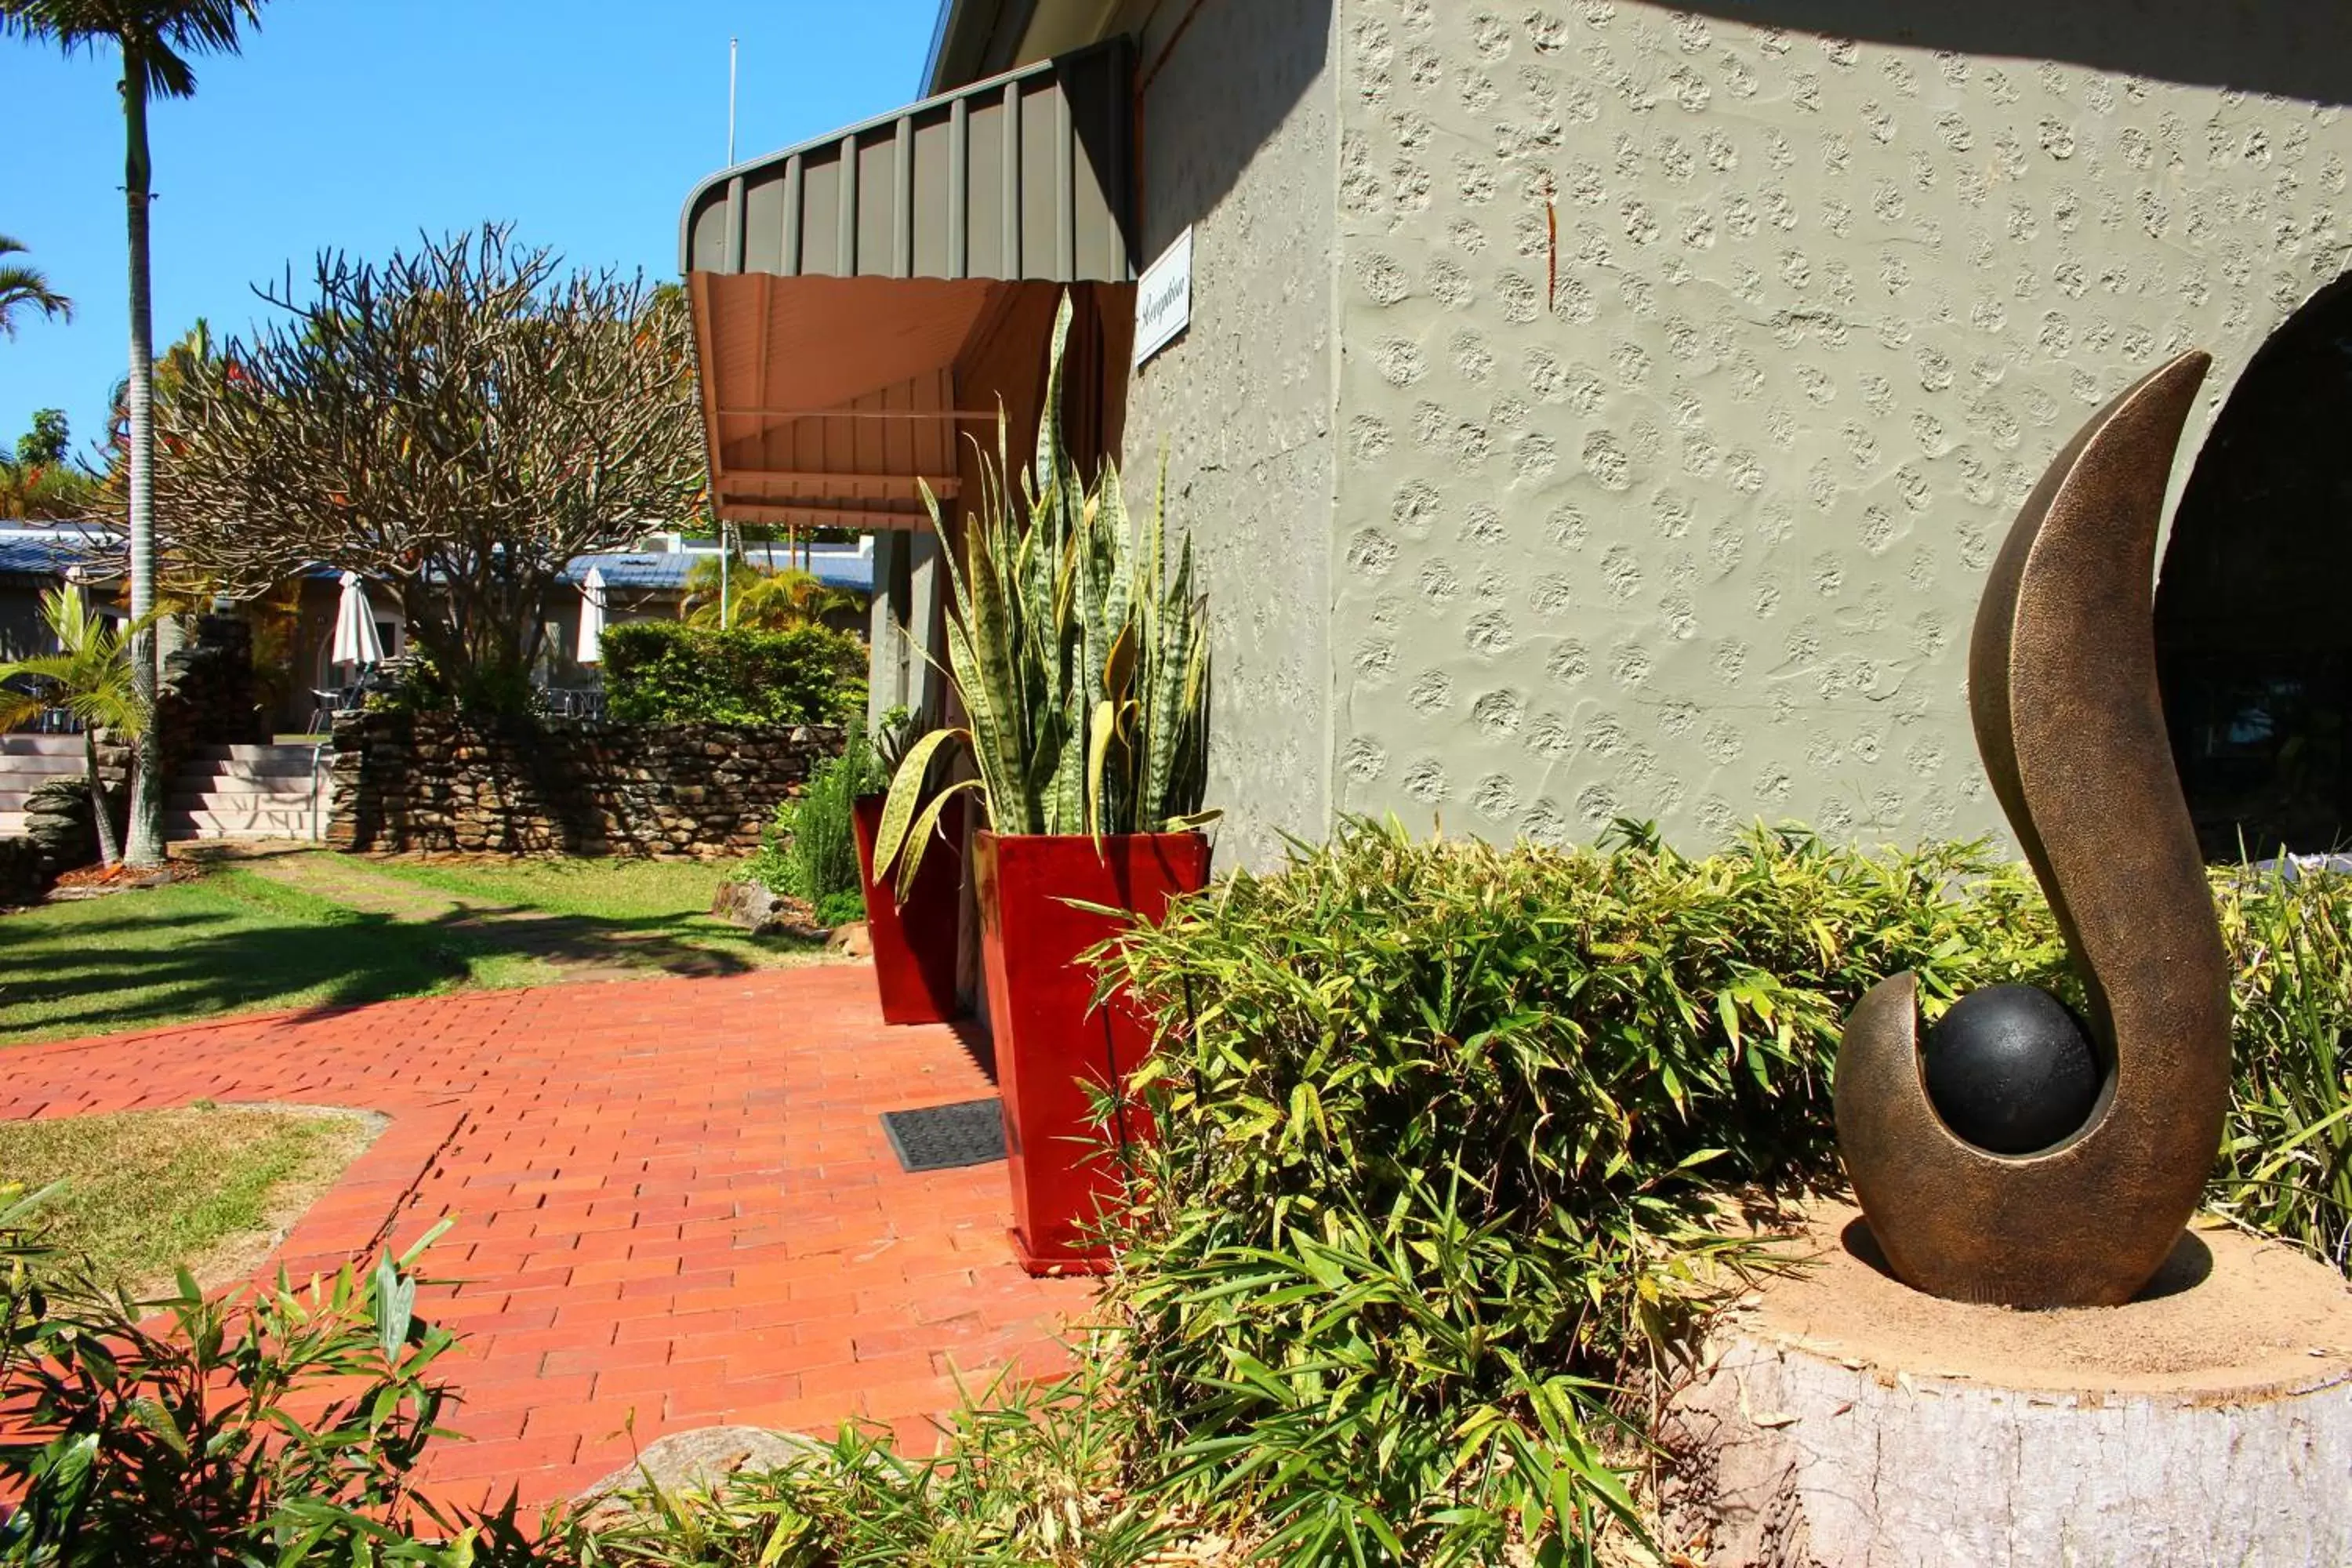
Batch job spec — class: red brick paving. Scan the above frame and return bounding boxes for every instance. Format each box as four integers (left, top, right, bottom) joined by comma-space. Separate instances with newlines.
0, 967, 1095, 1507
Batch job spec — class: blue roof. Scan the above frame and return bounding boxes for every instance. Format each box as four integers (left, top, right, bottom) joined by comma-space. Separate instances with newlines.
0, 532, 106, 579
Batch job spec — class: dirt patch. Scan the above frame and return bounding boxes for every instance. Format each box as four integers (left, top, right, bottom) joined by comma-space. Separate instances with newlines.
1737, 1199, 2352, 1397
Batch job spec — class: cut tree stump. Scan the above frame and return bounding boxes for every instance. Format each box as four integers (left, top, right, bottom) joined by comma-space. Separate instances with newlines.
1661, 1202, 2352, 1568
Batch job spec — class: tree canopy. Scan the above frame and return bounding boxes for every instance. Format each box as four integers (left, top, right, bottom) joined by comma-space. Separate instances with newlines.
154, 225, 710, 711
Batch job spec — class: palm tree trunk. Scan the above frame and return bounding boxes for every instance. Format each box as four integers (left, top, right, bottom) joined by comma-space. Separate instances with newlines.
84, 728, 121, 869
121, 64, 166, 869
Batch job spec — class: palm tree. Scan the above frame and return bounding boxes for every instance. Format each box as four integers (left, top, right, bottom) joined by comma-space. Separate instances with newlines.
0, 589, 167, 868
0, 234, 73, 338
681, 554, 860, 631
0, 1, 263, 870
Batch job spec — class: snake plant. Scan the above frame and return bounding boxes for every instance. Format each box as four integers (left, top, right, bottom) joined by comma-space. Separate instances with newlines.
872, 293, 1214, 897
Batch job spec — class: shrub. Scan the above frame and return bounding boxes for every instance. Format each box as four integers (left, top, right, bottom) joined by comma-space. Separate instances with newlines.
0, 1199, 479, 1565
1098, 819, 2072, 1563
746, 731, 886, 909
601, 620, 866, 728
2212, 862, 2352, 1271
1091, 821, 2352, 1561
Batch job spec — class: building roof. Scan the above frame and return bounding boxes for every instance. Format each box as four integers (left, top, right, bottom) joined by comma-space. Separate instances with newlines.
678, 39, 1134, 531
0, 528, 111, 581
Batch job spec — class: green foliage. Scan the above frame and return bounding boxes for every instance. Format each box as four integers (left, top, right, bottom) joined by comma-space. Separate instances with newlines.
874, 293, 1212, 898
2211, 863, 2352, 1272
0, 590, 172, 867
540, 1361, 1171, 1567
0, 235, 73, 340
681, 556, 862, 631
0, 1212, 472, 1566
600, 619, 866, 728
1095, 818, 2071, 1563
746, 732, 885, 906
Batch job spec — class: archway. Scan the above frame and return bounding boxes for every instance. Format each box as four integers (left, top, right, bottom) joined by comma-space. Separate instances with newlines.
2156, 275, 2352, 859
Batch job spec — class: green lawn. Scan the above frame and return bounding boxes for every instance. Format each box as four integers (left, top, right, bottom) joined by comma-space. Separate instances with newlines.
0, 851, 826, 1045
0, 1104, 376, 1292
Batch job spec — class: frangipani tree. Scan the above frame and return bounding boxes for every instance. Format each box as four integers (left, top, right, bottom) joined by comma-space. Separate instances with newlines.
151, 226, 708, 713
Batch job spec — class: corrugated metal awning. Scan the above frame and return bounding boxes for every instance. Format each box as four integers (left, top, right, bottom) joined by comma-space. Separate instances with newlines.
680, 42, 1134, 529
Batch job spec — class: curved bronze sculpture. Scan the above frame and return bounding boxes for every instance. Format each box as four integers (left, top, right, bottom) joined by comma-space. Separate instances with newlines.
1833, 350, 2233, 1308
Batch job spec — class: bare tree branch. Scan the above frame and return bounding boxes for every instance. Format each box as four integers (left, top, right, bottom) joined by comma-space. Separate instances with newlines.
154, 224, 707, 709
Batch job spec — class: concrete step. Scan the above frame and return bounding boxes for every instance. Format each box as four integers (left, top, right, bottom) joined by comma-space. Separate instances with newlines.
165, 807, 318, 840
0, 734, 82, 757
0, 790, 29, 812
176, 756, 321, 784
0, 754, 83, 776
190, 744, 323, 766
0, 813, 24, 837
169, 788, 321, 815
169, 771, 317, 798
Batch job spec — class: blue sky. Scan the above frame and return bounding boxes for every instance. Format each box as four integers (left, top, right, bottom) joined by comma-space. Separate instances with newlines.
0, 0, 940, 465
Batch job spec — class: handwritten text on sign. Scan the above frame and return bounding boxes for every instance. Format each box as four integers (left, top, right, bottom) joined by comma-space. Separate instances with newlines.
1134, 228, 1193, 367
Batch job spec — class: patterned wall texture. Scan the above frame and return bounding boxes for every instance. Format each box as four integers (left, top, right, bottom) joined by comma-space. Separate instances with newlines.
1120, 0, 1341, 869
1327, 1, 2352, 851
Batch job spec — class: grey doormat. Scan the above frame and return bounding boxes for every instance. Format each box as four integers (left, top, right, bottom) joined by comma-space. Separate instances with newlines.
881, 1098, 1007, 1173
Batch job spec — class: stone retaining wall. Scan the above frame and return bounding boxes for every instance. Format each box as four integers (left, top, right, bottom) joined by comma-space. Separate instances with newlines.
326, 712, 844, 857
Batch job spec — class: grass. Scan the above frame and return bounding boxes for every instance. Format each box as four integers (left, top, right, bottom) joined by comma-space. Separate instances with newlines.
0, 852, 826, 1046
0, 1104, 376, 1291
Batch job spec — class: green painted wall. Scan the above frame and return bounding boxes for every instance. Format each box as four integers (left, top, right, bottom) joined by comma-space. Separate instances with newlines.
1323, 0, 2352, 851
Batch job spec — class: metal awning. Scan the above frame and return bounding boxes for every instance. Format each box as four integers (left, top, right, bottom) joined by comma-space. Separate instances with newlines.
680, 41, 1134, 529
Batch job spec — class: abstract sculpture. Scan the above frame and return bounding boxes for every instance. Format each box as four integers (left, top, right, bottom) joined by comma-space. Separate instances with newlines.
1833, 350, 2233, 1308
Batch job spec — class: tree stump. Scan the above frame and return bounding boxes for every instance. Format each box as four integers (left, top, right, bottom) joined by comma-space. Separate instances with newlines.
1661, 1202, 2352, 1567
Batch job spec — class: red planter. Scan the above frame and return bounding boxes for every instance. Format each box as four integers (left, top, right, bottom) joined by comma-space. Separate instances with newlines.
974, 829, 1211, 1276
851, 793, 966, 1025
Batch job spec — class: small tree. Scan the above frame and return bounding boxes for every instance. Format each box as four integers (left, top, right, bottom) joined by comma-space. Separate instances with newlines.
0, 589, 165, 867
680, 555, 860, 632
154, 225, 708, 712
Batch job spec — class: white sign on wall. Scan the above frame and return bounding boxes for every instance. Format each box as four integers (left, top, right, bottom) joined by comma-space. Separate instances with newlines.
1134, 227, 1193, 367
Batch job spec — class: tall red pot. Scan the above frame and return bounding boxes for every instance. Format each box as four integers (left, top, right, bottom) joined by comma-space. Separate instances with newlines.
851, 793, 966, 1025
974, 829, 1211, 1276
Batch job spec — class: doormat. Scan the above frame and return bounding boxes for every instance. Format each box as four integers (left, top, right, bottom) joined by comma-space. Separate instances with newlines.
881, 1098, 1006, 1173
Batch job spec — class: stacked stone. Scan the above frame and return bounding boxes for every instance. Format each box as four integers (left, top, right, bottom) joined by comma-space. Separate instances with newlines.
155, 616, 267, 779
328, 712, 843, 858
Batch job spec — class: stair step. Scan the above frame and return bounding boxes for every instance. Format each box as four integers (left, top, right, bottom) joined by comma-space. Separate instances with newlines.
169, 788, 321, 815
188, 752, 322, 771
169, 771, 317, 797
0, 755, 83, 776
0, 814, 25, 837
165, 808, 318, 840
0, 735, 81, 757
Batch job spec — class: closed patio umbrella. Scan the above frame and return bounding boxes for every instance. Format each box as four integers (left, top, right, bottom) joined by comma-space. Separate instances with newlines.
578, 566, 608, 664
330, 572, 384, 677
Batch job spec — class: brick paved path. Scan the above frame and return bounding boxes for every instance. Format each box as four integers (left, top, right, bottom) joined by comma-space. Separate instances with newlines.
0, 968, 1094, 1507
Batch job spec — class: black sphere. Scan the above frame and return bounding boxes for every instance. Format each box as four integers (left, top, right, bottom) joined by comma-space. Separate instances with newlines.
1922, 985, 2103, 1156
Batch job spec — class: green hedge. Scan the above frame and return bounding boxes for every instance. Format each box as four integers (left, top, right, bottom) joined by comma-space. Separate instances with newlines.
1098, 820, 2352, 1563
599, 619, 866, 728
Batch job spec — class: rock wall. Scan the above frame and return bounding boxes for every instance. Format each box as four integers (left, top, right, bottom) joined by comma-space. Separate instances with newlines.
1326, 0, 2352, 851
157, 615, 267, 775
327, 713, 843, 857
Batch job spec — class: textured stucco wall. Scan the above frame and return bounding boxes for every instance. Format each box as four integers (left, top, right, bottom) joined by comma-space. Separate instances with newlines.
1327, 1, 2352, 851
1120, 0, 1339, 869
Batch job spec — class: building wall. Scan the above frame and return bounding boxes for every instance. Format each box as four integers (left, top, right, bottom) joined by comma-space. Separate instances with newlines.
1119, 0, 1341, 869
1325, 0, 2352, 851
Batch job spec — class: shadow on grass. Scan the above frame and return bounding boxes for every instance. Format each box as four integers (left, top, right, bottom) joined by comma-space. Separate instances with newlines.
0, 893, 809, 1044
